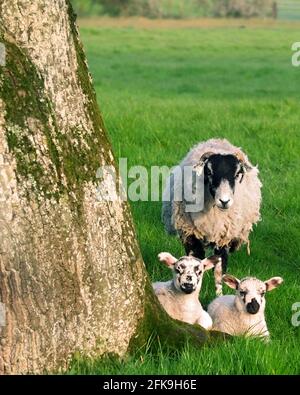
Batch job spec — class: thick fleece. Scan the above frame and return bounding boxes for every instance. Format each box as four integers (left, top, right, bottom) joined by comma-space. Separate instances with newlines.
162, 138, 262, 250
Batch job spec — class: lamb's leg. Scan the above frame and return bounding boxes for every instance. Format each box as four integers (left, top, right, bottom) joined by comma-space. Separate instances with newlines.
213, 246, 229, 296
183, 235, 205, 259
197, 311, 212, 330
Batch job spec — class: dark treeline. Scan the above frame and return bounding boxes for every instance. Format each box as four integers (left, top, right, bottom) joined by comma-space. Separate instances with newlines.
71, 0, 276, 18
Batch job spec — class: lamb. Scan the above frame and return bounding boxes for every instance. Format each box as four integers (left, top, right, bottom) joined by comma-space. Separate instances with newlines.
153, 252, 221, 330
207, 274, 283, 339
162, 138, 262, 295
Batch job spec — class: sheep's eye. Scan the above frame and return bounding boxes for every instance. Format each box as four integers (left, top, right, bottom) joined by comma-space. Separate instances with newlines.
261, 292, 266, 297
240, 291, 247, 297
175, 265, 185, 273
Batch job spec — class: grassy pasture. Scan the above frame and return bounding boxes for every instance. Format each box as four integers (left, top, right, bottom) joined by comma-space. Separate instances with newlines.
70, 18, 300, 374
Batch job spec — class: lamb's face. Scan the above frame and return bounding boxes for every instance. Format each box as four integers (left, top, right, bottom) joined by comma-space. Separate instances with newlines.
158, 253, 218, 295
204, 154, 245, 210
236, 278, 267, 314
223, 275, 283, 315
173, 257, 204, 294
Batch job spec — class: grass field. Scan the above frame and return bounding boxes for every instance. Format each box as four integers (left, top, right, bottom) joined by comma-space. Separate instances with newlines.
70, 18, 300, 374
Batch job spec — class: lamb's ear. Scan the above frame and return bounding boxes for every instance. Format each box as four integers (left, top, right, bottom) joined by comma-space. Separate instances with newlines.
193, 151, 213, 176
203, 255, 221, 272
223, 274, 240, 290
158, 252, 177, 267
265, 277, 283, 291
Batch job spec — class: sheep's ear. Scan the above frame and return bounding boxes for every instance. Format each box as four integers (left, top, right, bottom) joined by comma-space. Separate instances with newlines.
240, 162, 252, 173
158, 252, 177, 267
203, 255, 221, 272
193, 162, 205, 176
193, 151, 213, 176
223, 274, 240, 290
235, 151, 252, 172
265, 277, 283, 291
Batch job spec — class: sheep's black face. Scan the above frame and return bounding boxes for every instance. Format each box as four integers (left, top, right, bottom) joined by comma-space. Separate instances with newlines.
204, 154, 244, 210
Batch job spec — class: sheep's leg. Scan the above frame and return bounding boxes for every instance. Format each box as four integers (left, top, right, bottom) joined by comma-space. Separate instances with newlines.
214, 246, 229, 272
229, 238, 240, 253
213, 246, 229, 296
183, 235, 205, 259
213, 259, 223, 296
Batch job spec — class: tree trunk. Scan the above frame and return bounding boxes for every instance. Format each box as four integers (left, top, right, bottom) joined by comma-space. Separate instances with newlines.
0, 0, 212, 374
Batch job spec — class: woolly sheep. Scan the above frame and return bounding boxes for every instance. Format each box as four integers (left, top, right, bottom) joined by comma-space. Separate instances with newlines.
153, 252, 221, 329
162, 138, 262, 295
208, 274, 283, 339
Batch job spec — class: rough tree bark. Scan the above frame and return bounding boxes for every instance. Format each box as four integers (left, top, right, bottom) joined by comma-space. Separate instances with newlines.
0, 0, 214, 374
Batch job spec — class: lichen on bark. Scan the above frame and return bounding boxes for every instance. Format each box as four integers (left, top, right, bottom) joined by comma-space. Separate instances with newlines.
0, 36, 62, 200
0, 32, 110, 211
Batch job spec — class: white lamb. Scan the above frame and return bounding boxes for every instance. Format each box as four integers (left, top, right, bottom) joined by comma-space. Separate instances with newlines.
208, 274, 283, 339
153, 252, 221, 330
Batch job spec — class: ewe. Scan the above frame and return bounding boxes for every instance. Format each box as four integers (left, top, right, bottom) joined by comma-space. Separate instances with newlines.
153, 252, 221, 330
208, 274, 283, 339
162, 138, 262, 295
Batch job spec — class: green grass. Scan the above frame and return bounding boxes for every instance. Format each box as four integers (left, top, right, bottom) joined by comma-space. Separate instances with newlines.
74, 20, 300, 374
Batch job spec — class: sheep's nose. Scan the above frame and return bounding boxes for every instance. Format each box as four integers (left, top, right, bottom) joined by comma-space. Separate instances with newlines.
181, 283, 194, 294
246, 298, 260, 314
219, 198, 230, 208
